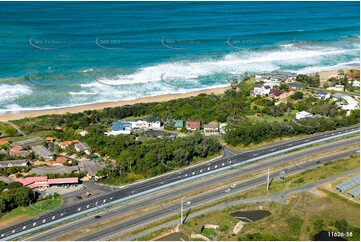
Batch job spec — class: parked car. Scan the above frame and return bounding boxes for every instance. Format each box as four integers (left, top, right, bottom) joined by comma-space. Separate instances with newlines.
185, 201, 191, 206
225, 188, 231, 193
94, 215, 101, 219
231, 184, 236, 188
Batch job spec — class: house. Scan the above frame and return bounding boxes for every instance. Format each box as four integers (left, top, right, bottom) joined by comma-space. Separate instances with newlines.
333, 94, 359, 111
32, 145, 54, 160
203, 122, 219, 133
263, 81, 281, 89
105, 122, 132, 135
252, 84, 271, 96
9, 150, 30, 158
185, 121, 201, 131
0, 140, 9, 146
58, 141, 72, 149
10, 137, 42, 149
146, 117, 162, 129
75, 142, 91, 155
314, 91, 330, 101
0, 160, 30, 168
286, 82, 303, 90
55, 156, 68, 164
45, 137, 56, 142
10, 146, 23, 152
167, 119, 184, 129
269, 89, 284, 100
17, 176, 79, 189
130, 120, 148, 130
295, 111, 313, 120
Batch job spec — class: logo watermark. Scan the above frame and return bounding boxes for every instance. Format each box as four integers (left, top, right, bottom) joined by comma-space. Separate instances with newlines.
160, 37, 201, 50
226, 37, 267, 50
95, 37, 135, 50
28, 37, 68, 50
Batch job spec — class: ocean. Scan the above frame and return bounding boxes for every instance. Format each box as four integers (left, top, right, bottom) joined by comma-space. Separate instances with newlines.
0, 1, 359, 113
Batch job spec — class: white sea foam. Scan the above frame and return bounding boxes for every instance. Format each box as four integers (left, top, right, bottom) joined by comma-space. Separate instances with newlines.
69, 91, 98, 95
0, 84, 32, 104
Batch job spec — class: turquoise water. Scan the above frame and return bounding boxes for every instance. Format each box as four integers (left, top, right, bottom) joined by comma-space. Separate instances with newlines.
0, 1, 359, 113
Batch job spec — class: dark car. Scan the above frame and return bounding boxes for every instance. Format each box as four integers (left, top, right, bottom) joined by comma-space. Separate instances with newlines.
94, 215, 101, 219
316, 160, 321, 164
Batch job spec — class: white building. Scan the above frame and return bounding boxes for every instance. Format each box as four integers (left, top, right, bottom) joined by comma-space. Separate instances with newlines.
295, 111, 313, 120
253, 84, 271, 96
146, 117, 162, 129
130, 120, 148, 130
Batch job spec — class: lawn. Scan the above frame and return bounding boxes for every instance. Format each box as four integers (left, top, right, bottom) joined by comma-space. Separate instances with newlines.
0, 195, 63, 229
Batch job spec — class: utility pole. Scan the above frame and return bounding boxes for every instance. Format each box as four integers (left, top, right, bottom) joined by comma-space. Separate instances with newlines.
180, 198, 184, 225
267, 168, 270, 192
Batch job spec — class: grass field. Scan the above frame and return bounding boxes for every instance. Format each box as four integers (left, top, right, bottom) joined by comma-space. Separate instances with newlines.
0, 122, 17, 137
0, 195, 63, 229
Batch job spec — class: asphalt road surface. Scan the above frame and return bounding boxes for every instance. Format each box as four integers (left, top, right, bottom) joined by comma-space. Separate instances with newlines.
77, 148, 359, 241
1, 125, 358, 240
24, 136, 359, 241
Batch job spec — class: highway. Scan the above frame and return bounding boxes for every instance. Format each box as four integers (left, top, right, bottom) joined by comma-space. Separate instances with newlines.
0, 125, 358, 240
77, 148, 359, 241
23, 136, 359, 241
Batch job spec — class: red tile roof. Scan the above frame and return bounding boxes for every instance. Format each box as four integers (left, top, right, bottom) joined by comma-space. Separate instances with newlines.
270, 89, 284, 97
10, 146, 23, 152
0, 140, 9, 146
48, 177, 78, 185
45, 137, 56, 141
59, 141, 72, 146
185, 121, 201, 129
55, 156, 68, 163
17, 176, 78, 187
17, 176, 48, 186
71, 140, 80, 143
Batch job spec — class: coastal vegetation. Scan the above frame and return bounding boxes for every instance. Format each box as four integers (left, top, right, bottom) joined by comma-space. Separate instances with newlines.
4, 73, 359, 184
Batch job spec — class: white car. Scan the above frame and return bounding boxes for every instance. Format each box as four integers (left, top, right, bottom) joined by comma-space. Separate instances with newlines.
225, 188, 231, 193
185, 201, 191, 206
230, 184, 236, 188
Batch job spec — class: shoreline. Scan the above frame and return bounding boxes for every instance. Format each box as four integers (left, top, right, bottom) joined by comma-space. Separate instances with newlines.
0, 66, 359, 122
0, 87, 230, 122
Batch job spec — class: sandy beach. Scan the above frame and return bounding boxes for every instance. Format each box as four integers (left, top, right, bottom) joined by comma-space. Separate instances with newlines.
0, 87, 230, 122
0, 66, 359, 122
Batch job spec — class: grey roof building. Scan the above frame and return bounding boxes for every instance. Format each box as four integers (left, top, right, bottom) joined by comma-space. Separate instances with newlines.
32, 145, 54, 160
74, 142, 91, 152
11, 137, 43, 148
0, 159, 30, 168
335, 176, 360, 192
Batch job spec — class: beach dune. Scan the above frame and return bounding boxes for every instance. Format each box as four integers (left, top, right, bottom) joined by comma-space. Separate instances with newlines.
0, 87, 230, 122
